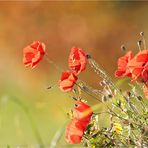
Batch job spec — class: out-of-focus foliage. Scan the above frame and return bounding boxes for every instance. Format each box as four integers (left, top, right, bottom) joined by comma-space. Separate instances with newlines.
0, 1, 148, 146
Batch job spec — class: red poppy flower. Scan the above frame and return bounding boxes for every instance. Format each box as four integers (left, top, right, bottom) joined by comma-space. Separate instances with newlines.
73, 101, 93, 122
65, 119, 85, 144
65, 101, 93, 144
127, 50, 148, 81
143, 87, 148, 100
141, 64, 148, 83
68, 47, 87, 75
23, 41, 45, 68
115, 51, 133, 77
59, 71, 78, 92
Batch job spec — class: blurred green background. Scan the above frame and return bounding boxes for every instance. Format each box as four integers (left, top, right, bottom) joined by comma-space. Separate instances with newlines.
0, 1, 148, 146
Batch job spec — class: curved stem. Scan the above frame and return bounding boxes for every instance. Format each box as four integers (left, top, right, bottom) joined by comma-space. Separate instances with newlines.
11, 96, 43, 145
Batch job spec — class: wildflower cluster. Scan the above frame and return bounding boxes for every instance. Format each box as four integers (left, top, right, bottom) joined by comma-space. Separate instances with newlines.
23, 33, 148, 147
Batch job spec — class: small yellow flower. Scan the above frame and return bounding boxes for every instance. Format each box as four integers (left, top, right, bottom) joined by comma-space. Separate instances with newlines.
114, 123, 122, 135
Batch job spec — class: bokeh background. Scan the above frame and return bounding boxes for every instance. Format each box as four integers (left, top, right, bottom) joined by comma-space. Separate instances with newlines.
0, 1, 148, 146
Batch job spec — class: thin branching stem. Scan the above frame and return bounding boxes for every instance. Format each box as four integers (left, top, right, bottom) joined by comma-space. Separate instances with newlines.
75, 83, 102, 103
87, 56, 126, 99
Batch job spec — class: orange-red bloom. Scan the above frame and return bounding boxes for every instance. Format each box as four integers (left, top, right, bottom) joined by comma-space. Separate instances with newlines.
127, 50, 148, 81
65, 119, 85, 144
68, 47, 87, 75
143, 87, 148, 100
23, 41, 45, 68
73, 101, 93, 122
59, 71, 78, 92
115, 51, 133, 77
65, 101, 93, 144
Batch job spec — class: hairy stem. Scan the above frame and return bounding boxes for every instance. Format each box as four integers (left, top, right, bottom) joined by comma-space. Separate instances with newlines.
87, 55, 125, 99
